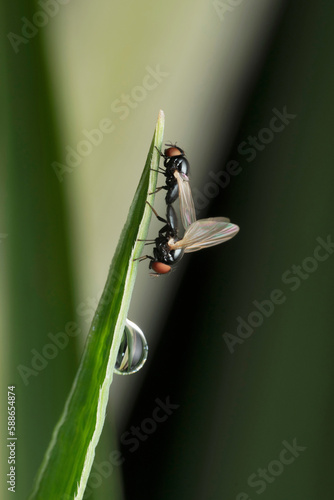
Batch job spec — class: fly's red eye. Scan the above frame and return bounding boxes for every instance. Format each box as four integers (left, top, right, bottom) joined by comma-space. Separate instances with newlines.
151, 262, 171, 275
164, 146, 182, 158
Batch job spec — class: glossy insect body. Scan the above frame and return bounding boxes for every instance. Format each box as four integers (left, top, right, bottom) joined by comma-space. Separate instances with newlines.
162, 145, 190, 204
138, 203, 184, 275
154, 144, 196, 229
139, 143, 240, 275
138, 203, 239, 275
150, 236, 184, 275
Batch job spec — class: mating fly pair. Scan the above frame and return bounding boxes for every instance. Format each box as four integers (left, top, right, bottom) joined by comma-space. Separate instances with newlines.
137, 144, 239, 275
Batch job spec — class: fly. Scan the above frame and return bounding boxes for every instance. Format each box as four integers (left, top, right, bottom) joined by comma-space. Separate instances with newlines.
136, 202, 239, 275
151, 144, 196, 229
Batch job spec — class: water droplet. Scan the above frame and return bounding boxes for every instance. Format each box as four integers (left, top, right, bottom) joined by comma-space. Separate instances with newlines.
114, 319, 148, 375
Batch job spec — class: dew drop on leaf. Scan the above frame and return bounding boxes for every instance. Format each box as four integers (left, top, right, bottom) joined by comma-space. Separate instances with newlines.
114, 319, 148, 375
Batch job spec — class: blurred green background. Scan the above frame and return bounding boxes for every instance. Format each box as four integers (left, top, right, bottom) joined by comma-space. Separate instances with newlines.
2, 0, 334, 499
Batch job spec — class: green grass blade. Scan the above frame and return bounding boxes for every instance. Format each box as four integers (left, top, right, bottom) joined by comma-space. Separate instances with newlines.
28, 110, 164, 500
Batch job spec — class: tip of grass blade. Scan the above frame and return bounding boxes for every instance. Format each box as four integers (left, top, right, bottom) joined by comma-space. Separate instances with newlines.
28, 111, 165, 500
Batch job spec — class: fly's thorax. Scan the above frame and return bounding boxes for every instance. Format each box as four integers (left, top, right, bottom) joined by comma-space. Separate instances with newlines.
167, 238, 184, 262
164, 155, 189, 174
171, 247, 184, 263
177, 156, 189, 176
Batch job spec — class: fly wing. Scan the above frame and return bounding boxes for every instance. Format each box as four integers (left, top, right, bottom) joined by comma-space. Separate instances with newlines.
170, 218, 239, 253
206, 217, 231, 223
174, 171, 196, 229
